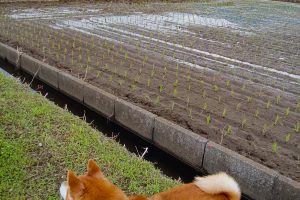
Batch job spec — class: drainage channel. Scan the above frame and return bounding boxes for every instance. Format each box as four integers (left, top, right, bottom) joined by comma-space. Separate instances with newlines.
0, 58, 252, 200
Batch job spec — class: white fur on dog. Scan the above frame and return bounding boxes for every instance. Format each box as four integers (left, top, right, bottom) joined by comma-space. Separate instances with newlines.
194, 172, 240, 196
60, 181, 68, 200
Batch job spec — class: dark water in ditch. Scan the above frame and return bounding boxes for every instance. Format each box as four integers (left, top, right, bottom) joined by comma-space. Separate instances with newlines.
0, 58, 252, 200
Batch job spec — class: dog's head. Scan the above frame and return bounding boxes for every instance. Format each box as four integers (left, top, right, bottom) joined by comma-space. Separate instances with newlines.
60, 160, 128, 200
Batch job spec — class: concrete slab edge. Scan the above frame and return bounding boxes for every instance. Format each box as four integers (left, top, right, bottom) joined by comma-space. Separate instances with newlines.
153, 116, 208, 170
115, 98, 156, 141
0, 42, 298, 200
0, 42, 21, 67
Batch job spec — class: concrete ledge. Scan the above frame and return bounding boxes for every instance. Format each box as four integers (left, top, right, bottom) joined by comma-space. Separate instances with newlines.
153, 117, 207, 169
0, 42, 8, 60
20, 54, 41, 75
0, 43, 20, 66
273, 174, 300, 200
83, 84, 115, 118
203, 141, 277, 200
39, 63, 60, 89
115, 98, 155, 141
58, 72, 85, 102
6, 46, 19, 66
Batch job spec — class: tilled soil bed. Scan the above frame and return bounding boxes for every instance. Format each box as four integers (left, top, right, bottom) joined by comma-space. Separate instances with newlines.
0, 1, 299, 181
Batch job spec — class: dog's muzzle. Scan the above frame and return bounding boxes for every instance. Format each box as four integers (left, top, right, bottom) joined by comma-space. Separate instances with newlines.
59, 181, 67, 200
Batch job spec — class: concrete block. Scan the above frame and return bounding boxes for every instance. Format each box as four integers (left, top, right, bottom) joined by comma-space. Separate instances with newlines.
83, 84, 115, 118
39, 63, 60, 89
58, 72, 85, 102
153, 117, 207, 169
6, 45, 20, 66
203, 141, 277, 200
20, 54, 41, 75
272, 174, 300, 200
0, 43, 20, 66
0, 42, 8, 59
115, 98, 155, 141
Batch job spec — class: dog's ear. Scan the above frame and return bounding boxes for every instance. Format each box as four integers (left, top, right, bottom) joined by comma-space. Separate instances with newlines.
67, 171, 84, 197
87, 159, 105, 179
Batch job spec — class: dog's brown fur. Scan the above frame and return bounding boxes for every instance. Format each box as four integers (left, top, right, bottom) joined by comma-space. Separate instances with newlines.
61, 160, 241, 200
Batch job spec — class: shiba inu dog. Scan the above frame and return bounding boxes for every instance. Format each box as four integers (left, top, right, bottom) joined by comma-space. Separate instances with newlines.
60, 160, 241, 200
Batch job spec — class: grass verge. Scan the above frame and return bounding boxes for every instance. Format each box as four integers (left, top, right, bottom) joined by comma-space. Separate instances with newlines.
0, 72, 179, 200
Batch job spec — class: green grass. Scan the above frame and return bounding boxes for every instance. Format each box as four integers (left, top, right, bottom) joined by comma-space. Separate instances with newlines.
0, 73, 179, 200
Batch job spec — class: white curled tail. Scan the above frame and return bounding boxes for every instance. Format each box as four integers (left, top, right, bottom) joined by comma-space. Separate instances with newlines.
194, 172, 241, 200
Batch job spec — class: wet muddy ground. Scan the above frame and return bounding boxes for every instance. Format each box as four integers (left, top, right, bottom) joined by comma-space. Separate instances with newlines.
0, 0, 299, 181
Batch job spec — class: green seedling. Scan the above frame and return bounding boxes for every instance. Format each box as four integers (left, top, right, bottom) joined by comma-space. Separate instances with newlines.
255, 108, 260, 118
186, 97, 190, 107
274, 114, 281, 126
187, 74, 191, 82
134, 75, 140, 84
171, 101, 175, 111
173, 88, 177, 97
285, 107, 290, 116
151, 69, 155, 78
213, 84, 219, 92
276, 95, 282, 104
272, 142, 278, 153
295, 121, 299, 133
226, 125, 232, 135
241, 84, 246, 91
159, 85, 164, 93
262, 124, 268, 135
118, 80, 124, 86
230, 89, 235, 97
246, 96, 252, 103
147, 79, 151, 87
203, 102, 207, 111
206, 114, 211, 125
236, 103, 241, 111
202, 90, 207, 98
173, 79, 178, 87
123, 71, 128, 79
285, 133, 291, 143
266, 100, 271, 109
222, 107, 227, 118
163, 66, 167, 74
188, 83, 191, 91
188, 108, 192, 119
155, 96, 160, 105
241, 117, 247, 129
96, 71, 102, 78
87, 55, 91, 64
226, 80, 230, 88
200, 80, 205, 87
130, 84, 137, 91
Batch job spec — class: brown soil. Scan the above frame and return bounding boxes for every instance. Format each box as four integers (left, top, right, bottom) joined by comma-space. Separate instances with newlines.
0, 2, 299, 182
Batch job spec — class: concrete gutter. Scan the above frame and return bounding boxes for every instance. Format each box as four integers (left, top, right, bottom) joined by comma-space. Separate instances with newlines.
0, 42, 299, 200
